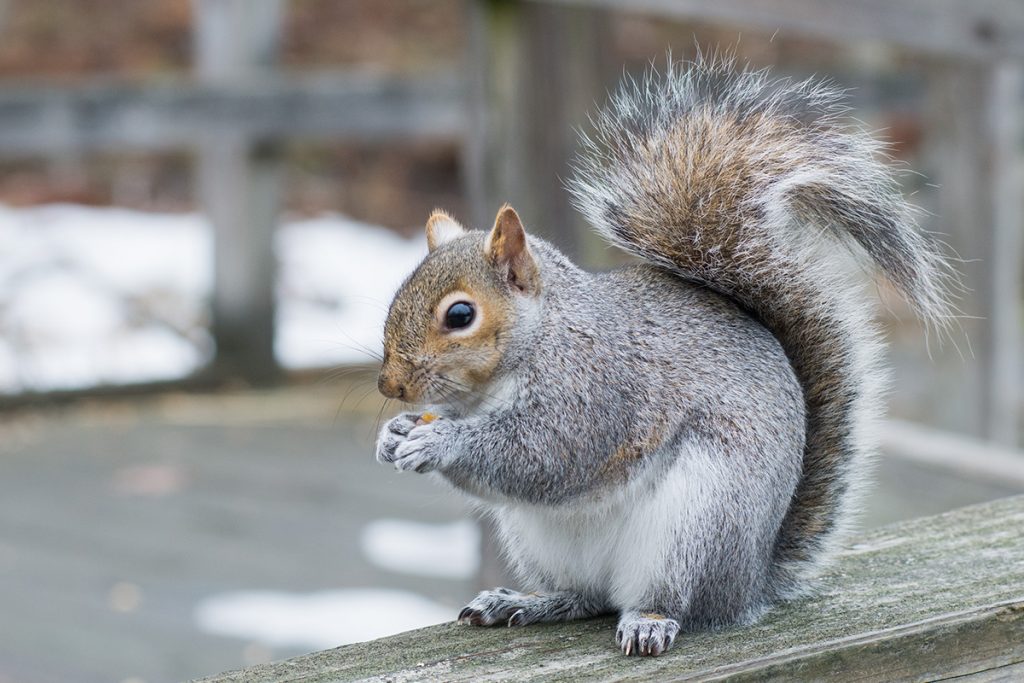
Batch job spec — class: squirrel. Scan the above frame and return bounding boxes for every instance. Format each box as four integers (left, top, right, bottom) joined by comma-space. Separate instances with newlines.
374, 56, 952, 657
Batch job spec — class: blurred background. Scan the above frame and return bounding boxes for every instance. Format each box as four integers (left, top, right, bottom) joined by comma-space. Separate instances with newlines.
0, 1, 1022, 682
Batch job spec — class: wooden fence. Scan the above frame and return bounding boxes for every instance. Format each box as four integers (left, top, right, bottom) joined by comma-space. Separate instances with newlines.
0, 0, 1020, 447
0, 0, 461, 387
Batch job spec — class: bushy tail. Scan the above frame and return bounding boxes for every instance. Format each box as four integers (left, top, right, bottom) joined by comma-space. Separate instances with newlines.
569, 56, 953, 597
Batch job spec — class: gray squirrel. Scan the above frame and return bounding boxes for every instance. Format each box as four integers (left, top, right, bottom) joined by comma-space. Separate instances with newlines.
374, 56, 952, 656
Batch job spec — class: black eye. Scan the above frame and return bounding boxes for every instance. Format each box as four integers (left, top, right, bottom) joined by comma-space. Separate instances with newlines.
445, 301, 475, 330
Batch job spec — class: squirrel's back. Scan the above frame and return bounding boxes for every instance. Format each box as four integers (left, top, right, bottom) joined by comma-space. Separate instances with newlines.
569, 55, 954, 598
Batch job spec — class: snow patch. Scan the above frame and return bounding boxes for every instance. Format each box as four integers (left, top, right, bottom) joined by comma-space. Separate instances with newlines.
275, 214, 424, 368
0, 203, 427, 393
360, 518, 480, 580
0, 205, 210, 392
194, 588, 452, 648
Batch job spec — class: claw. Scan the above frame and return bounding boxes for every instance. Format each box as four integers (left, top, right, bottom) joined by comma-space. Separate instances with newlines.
508, 609, 525, 627
457, 607, 473, 622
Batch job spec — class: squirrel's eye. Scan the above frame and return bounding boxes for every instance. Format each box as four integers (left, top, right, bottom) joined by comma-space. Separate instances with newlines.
445, 302, 475, 330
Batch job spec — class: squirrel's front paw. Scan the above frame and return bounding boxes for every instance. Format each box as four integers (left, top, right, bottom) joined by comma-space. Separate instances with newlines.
392, 421, 452, 474
375, 413, 420, 464
458, 587, 541, 627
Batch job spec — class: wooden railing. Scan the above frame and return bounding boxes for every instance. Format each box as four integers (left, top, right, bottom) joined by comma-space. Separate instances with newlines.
196, 495, 1024, 682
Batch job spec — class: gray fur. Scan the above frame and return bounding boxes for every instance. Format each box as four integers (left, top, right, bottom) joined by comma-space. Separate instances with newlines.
381, 241, 805, 631
375, 55, 951, 655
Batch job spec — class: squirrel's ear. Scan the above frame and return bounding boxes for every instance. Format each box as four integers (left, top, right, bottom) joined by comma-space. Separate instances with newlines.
486, 204, 540, 294
426, 210, 466, 251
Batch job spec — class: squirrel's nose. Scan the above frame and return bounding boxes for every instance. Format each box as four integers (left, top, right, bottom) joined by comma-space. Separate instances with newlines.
377, 373, 406, 400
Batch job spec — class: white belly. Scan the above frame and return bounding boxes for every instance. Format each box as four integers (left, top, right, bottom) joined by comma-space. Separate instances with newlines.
495, 443, 722, 610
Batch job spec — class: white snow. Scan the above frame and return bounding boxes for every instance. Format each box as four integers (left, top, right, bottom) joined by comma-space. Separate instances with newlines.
275, 214, 424, 368
193, 588, 452, 648
0, 203, 426, 393
191, 519, 479, 648
360, 518, 480, 580
0, 205, 211, 392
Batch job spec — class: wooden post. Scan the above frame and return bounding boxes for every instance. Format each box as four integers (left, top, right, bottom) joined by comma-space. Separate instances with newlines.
193, 0, 284, 384
926, 62, 1023, 447
465, 0, 611, 263
985, 62, 1023, 447
464, 0, 528, 242
923, 65, 990, 439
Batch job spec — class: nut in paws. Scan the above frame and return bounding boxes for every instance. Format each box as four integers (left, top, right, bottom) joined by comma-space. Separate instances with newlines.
392, 422, 450, 473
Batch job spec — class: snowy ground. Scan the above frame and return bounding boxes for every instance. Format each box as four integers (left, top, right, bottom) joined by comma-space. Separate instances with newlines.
195, 588, 456, 650
0, 204, 426, 394
195, 519, 480, 648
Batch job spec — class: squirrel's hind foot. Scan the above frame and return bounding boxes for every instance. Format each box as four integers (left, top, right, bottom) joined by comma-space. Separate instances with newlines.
616, 611, 680, 657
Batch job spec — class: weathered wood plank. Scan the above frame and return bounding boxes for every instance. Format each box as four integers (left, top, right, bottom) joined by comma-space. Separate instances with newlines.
0, 73, 463, 157
533, 0, 1024, 62
195, 494, 1024, 682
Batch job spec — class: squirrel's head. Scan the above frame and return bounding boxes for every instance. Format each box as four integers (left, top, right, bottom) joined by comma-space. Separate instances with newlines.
378, 204, 541, 406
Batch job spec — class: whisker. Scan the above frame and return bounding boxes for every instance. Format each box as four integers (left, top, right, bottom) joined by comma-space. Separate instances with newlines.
333, 328, 385, 362
435, 373, 513, 410
337, 374, 378, 417
370, 396, 392, 441
346, 294, 391, 313
429, 380, 462, 408
323, 340, 383, 363
432, 375, 482, 406
321, 365, 378, 386
350, 382, 383, 413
